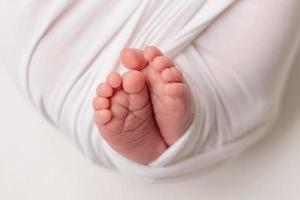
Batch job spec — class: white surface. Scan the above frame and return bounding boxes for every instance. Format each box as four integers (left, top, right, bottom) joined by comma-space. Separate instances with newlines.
0, 59, 300, 199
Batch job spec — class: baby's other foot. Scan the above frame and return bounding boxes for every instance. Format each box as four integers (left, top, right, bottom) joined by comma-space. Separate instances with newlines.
93, 71, 167, 164
121, 47, 193, 146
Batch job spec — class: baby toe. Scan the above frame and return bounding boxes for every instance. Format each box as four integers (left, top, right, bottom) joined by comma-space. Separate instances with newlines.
107, 72, 122, 89
151, 55, 174, 72
120, 48, 148, 70
94, 109, 112, 125
144, 46, 163, 61
122, 70, 146, 94
96, 82, 113, 97
161, 67, 183, 83
93, 97, 110, 110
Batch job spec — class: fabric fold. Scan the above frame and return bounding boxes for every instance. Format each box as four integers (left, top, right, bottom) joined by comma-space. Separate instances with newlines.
1, 0, 299, 182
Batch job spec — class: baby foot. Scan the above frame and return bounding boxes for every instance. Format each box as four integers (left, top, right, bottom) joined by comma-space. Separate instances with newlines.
93, 71, 167, 164
120, 47, 192, 146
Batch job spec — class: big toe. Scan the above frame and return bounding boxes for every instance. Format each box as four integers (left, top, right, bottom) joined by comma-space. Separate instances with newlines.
120, 48, 148, 70
122, 70, 146, 94
144, 46, 163, 61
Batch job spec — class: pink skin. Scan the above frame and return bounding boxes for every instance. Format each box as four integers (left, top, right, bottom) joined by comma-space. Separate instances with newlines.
92, 46, 192, 164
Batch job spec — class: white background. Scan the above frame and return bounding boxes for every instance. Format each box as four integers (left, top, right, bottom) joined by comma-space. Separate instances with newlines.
0, 55, 299, 200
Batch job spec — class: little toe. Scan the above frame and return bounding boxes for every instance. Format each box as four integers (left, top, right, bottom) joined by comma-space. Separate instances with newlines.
96, 83, 113, 97
120, 48, 148, 70
94, 109, 112, 125
151, 55, 174, 72
93, 97, 110, 110
122, 70, 146, 94
164, 83, 188, 98
144, 46, 163, 61
161, 67, 183, 83
107, 72, 122, 89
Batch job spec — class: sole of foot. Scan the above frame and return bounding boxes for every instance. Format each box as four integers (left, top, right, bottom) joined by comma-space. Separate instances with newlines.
93, 70, 167, 164
120, 46, 192, 146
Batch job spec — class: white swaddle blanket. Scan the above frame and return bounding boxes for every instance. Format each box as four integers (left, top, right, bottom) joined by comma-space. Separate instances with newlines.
0, 0, 299, 181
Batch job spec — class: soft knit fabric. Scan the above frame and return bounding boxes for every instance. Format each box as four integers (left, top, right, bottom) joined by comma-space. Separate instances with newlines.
0, 0, 299, 182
